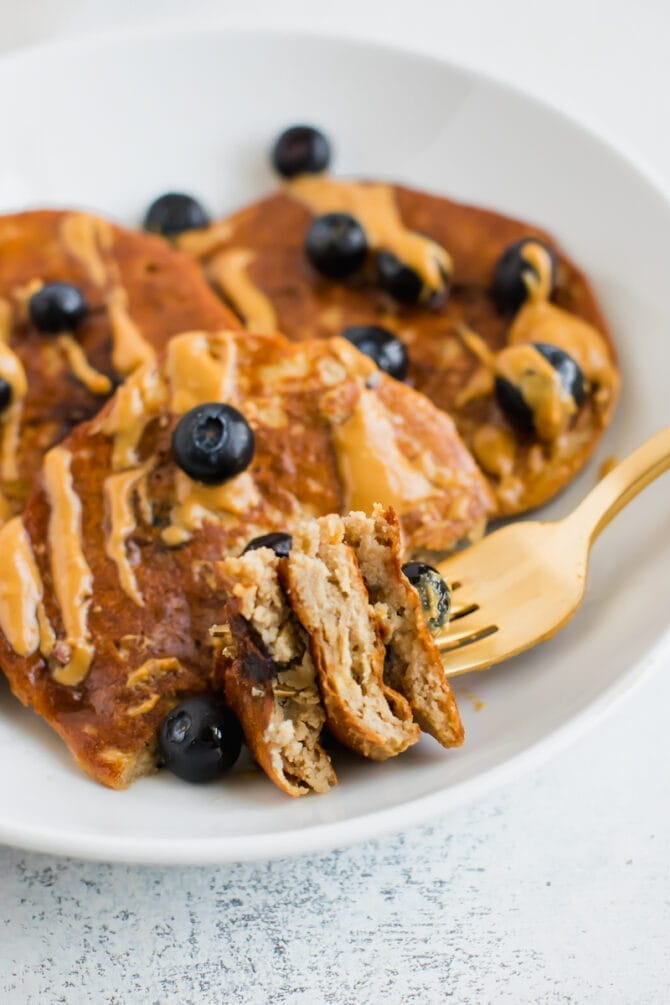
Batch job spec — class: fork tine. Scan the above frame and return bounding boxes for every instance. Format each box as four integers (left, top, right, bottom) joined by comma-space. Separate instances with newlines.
448, 601, 480, 621
438, 623, 498, 653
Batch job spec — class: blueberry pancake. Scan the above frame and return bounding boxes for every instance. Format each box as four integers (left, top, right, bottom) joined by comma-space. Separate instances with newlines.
0, 209, 239, 515
176, 167, 619, 514
0, 329, 488, 788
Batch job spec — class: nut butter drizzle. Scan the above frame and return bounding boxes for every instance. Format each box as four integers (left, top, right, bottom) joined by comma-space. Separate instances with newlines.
508, 303, 619, 408
162, 332, 252, 544
59, 213, 156, 376
56, 334, 112, 395
98, 331, 246, 554
286, 175, 452, 295
520, 241, 554, 303
43, 445, 94, 685
103, 462, 153, 606
161, 471, 261, 547
497, 344, 576, 441
206, 249, 278, 333
98, 362, 167, 470
0, 516, 55, 657
514, 238, 619, 407
9, 278, 111, 400
323, 342, 440, 515
0, 297, 28, 490
165, 331, 238, 414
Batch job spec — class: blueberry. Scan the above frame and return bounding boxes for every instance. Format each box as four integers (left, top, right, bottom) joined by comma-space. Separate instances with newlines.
305, 213, 367, 279
494, 376, 534, 434
495, 341, 585, 435
28, 282, 88, 333
0, 378, 12, 413
143, 192, 210, 237
242, 532, 293, 558
402, 562, 451, 632
272, 125, 331, 178
493, 238, 557, 314
159, 697, 242, 783
376, 251, 424, 304
534, 342, 585, 407
342, 325, 409, 381
172, 403, 255, 485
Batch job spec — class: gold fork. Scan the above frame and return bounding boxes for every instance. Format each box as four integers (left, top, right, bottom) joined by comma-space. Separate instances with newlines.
434, 427, 670, 676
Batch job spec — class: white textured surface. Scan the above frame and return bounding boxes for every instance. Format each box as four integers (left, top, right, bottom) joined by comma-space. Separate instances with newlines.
1, 2, 669, 1002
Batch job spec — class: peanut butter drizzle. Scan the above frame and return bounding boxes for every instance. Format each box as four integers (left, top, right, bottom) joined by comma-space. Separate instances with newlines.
206, 249, 278, 333
12, 278, 43, 322
471, 424, 517, 479
57, 334, 112, 396
453, 326, 496, 407
496, 344, 576, 441
43, 446, 94, 686
103, 463, 152, 606
175, 220, 233, 259
165, 331, 238, 415
126, 656, 181, 689
455, 365, 494, 408
161, 470, 261, 547
0, 299, 11, 343
456, 326, 577, 440
331, 390, 438, 514
0, 297, 28, 486
60, 213, 113, 287
99, 362, 167, 470
520, 240, 554, 302
0, 517, 54, 657
106, 286, 156, 376
60, 213, 156, 377
287, 175, 452, 295
509, 300, 619, 399
9, 282, 111, 402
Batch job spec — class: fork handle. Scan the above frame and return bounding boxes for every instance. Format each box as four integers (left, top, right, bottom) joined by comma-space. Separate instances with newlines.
567, 426, 670, 543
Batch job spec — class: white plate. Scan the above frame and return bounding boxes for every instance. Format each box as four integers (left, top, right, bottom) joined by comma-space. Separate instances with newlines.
0, 27, 668, 865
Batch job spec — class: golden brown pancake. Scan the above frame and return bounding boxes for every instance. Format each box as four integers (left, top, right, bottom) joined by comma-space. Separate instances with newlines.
0, 209, 239, 515
180, 178, 619, 514
0, 329, 488, 788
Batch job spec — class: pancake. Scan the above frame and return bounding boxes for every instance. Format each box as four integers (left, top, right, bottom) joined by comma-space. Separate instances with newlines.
179, 178, 619, 514
282, 513, 419, 761
219, 505, 462, 795
0, 209, 239, 515
217, 548, 337, 798
0, 329, 488, 788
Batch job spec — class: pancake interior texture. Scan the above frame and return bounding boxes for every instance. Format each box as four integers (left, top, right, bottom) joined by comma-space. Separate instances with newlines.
179, 177, 619, 514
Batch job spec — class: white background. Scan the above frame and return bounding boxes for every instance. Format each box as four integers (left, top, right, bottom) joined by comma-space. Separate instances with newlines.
0, 2, 669, 1002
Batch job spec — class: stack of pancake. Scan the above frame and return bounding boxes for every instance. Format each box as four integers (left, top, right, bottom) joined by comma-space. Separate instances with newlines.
0, 143, 619, 795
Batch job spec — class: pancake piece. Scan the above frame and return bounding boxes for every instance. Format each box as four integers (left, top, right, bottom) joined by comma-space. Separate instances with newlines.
0, 209, 238, 514
217, 549, 336, 797
0, 329, 485, 787
282, 514, 419, 760
341, 506, 463, 748
180, 179, 619, 514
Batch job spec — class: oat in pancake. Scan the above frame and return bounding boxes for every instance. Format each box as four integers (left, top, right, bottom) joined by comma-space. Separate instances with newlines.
217, 548, 336, 797
0, 329, 488, 788
178, 177, 619, 514
219, 505, 461, 794
0, 209, 238, 515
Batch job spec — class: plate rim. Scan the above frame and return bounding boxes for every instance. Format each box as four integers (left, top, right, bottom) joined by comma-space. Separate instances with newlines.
0, 23, 668, 865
